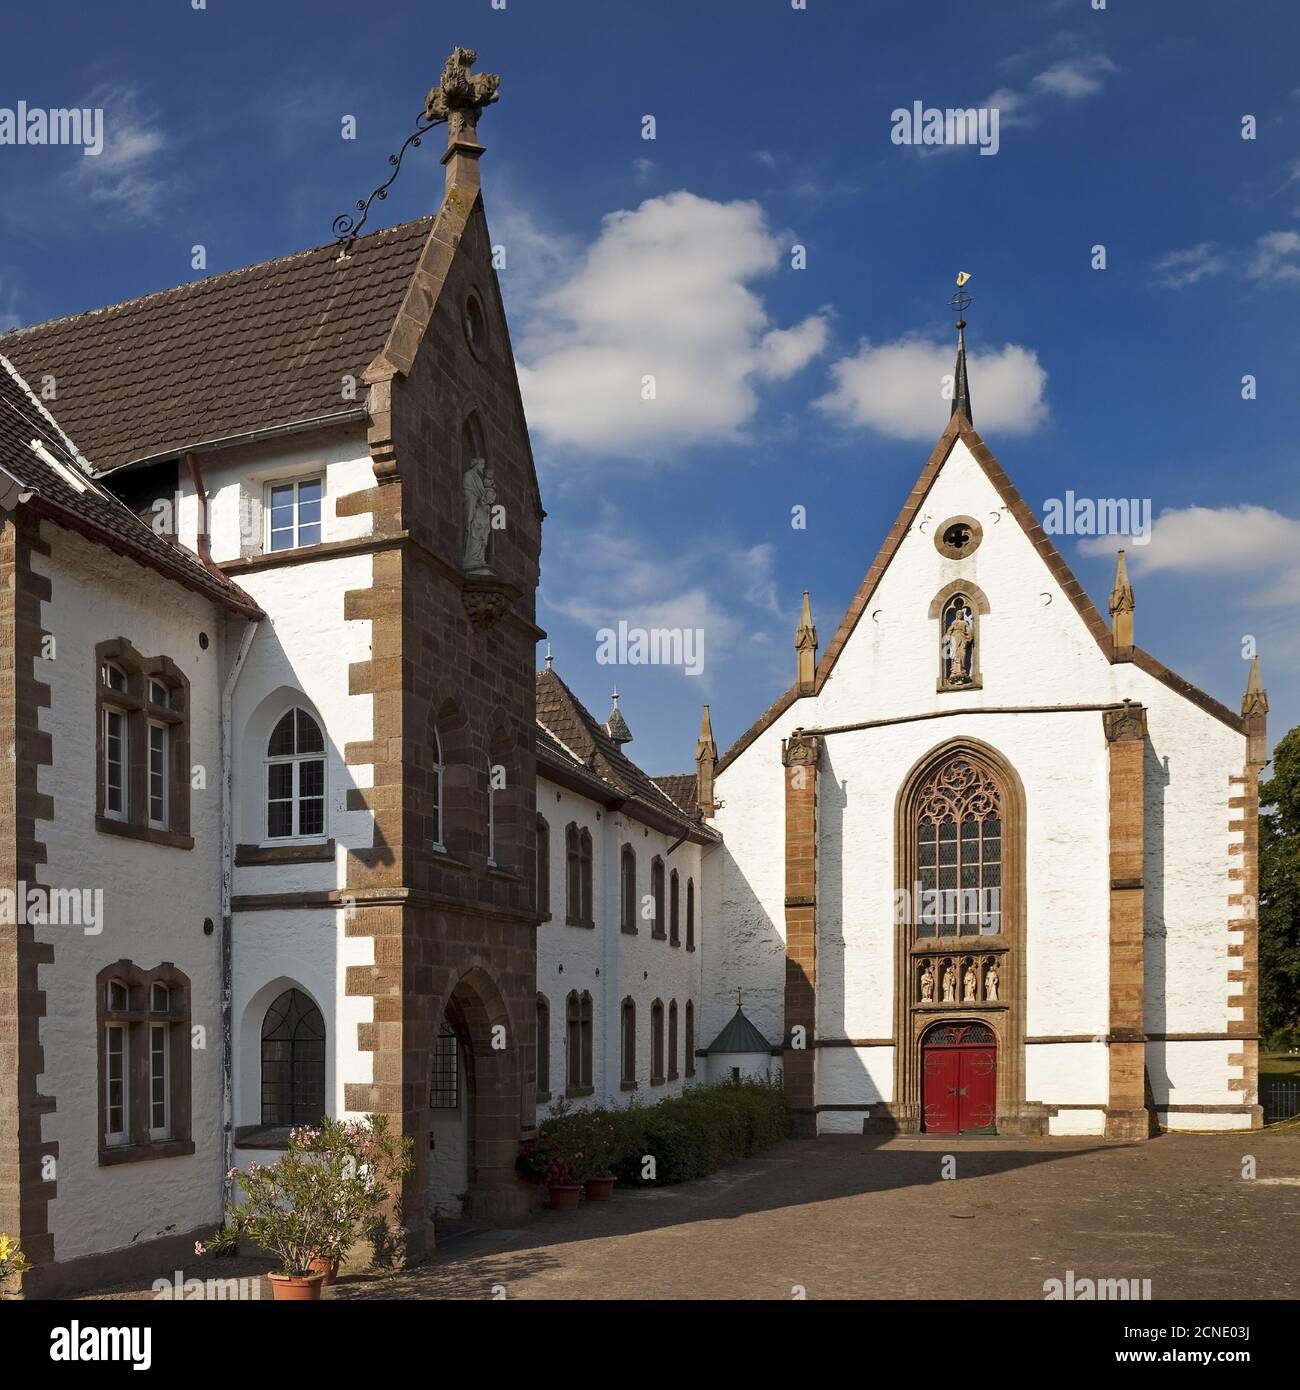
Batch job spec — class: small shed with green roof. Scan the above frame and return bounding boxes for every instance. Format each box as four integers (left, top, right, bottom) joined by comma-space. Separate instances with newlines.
705, 1002, 775, 1083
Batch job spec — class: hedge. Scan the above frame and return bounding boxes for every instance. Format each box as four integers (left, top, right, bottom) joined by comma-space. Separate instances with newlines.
539, 1078, 791, 1187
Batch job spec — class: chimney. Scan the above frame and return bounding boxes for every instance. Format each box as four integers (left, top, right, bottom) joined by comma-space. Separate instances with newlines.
695, 705, 718, 818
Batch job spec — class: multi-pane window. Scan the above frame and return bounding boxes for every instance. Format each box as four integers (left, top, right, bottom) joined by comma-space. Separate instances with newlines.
566, 990, 592, 1091
685, 1001, 695, 1077
102, 662, 128, 820
650, 1000, 665, 1083
104, 976, 130, 1145
98, 968, 189, 1158
536, 996, 550, 1095
267, 476, 323, 553
430, 1023, 459, 1109
651, 858, 666, 938
668, 1000, 679, 1079
620, 999, 636, 1084
565, 824, 593, 926
266, 708, 326, 839
150, 982, 171, 1140
686, 878, 696, 951
261, 988, 326, 1126
620, 845, 637, 934
148, 722, 168, 827
914, 755, 1003, 937
669, 870, 680, 946
537, 817, 550, 919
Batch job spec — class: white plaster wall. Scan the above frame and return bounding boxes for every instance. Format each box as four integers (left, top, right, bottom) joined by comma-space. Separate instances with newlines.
1027, 1042, 1108, 1105
32, 527, 226, 1261
535, 776, 704, 1119
707, 1051, 772, 1084
711, 436, 1249, 1128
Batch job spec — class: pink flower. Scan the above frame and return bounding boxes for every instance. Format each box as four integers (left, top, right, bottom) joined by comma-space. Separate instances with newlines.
194, 1241, 206, 1255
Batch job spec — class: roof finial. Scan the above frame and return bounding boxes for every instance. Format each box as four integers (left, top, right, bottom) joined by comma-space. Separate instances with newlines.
795, 590, 818, 695
605, 688, 632, 745
544, 642, 554, 671
1109, 550, 1135, 655
949, 271, 973, 425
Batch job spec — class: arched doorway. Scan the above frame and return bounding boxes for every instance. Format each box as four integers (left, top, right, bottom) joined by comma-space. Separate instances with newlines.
921, 1021, 997, 1134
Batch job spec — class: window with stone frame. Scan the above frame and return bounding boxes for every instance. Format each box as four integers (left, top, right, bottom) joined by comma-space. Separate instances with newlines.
650, 999, 665, 1084
684, 1001, 696, 1077
914, 755, 1003, 939
686, 877, 696, 951
566, 990, 593, 1093
537, 816, 550, 920
620, 998, 636, 1086
564, 822, 593, 926
651, 857, 666, 938
620, 844, 637, 934
95, 640, 192, 849
536, 995, 550, 1098
669, 869, 680, 946
96, 962, 193, 1165
430, 723, 445, 850
261, 987, 327, 1125
265, 474, 323, 553
668, 1000, 679, 1079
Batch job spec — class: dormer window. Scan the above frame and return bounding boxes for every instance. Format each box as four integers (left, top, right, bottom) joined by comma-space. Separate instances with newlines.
266, 476, 322, 553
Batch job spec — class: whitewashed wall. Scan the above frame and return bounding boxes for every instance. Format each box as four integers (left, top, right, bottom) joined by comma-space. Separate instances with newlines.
711, 437, 1249, 1134
32, 526, 226, 1261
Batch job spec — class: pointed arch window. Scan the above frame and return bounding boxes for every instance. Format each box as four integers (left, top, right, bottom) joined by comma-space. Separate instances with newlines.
431, 724, 445, 850
914, 755, 1002, 938
651, 857, 666, 939
685, 1001, 696, 1077
650, 999, 665, 1084
536, 995, 550, 1097
260, 988, 326, 1126
669, 869, 680, 946
686, 877, 696, 951
266, 708, 326, 839
620, 845, 637, 934
668, 1000, 679, 1079
566, 990, 593, 1092
620, 998, 637, 1086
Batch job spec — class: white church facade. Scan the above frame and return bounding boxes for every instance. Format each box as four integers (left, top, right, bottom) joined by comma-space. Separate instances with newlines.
0, 50, 1264, 1297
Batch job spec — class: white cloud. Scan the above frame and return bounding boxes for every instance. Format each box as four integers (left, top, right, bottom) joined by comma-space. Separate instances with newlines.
515, 191, 828, 455
1079, 504, 1300, 604
68, 86, 167, 219
1246, 230, 1300, 283
816, 337, 1048, 441
1030, 55, 1117, 100
1152, 243, 1225, 289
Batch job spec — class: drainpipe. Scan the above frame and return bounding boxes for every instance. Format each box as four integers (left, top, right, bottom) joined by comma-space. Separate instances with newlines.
220, 616, 259, 1213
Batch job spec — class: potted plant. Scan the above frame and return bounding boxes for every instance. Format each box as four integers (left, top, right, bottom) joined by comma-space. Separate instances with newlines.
545, 1150, 583, 1211
571, 1111, 618, 1200
0, 1233, 31, 1299
516, 1134, 561, 1185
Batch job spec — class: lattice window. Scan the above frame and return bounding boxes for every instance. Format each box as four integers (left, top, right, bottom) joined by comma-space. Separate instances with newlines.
923, 1021, 996, 1048
430, 1023, 459, 1109
915, 755, 1002, 937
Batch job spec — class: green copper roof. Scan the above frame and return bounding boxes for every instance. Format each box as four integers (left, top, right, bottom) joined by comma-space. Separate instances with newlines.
705, 1006, 772, 1055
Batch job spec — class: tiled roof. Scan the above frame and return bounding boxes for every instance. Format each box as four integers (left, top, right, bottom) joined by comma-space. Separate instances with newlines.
0, 357, 261, 614
0, 217, 433, 473
651, 773, 699, 816
536, 669, 718, 842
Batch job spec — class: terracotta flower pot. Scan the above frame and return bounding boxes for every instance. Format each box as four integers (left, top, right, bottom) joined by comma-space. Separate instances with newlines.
268, 1272, 327, 1301
548, 1183, 582, 1211
583, 1176, 616, 1201
308, 1255, 339, 1286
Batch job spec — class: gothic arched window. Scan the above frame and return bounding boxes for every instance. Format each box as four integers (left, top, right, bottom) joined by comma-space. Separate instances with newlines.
914, 755, 1002, 938
266, 708, 326, 839
260, 988, 326, 1126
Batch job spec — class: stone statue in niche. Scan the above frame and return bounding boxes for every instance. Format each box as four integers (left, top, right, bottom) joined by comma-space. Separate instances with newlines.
941, 964, 957, 1003
920, 963, 935, 1003
943, 596, 974, 685
985, 962, 1000, 1002
963, 964, 978, 1002
462, 456, 496, 573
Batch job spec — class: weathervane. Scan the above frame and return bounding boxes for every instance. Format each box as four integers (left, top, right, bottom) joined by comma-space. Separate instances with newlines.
948, 269, 973, 321
333, 47, 500, 252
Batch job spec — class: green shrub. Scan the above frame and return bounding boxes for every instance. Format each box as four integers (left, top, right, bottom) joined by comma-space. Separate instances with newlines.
541, 1079, 790, 1188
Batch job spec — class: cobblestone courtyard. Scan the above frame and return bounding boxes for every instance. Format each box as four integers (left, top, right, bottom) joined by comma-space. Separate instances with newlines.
80, 1129, 1300, 1301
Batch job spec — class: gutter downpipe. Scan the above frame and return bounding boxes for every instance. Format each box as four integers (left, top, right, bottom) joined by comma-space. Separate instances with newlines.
220, 615, 259, 1214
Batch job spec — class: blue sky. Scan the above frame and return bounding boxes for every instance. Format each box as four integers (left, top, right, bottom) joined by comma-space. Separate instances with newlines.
2, 0, 1297, 774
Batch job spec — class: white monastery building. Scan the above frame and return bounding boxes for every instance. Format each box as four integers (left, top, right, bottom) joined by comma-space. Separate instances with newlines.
0, 50, 1266, 1295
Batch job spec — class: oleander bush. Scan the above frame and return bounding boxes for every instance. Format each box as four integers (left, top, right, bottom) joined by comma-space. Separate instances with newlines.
539, 1078, 790, 1188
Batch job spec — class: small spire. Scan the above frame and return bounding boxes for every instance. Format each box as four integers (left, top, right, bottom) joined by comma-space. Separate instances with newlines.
1242, 655, 1268, 718
544, 642, 554, 671
949, 272, 973, 424
1109, 550, 1135, 653
695, 705, 718, 818
795, 590, 818, 695
604, 688, 632, 745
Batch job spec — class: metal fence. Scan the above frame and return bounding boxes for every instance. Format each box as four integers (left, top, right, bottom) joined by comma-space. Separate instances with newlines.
1261, 1076, 1300, 1125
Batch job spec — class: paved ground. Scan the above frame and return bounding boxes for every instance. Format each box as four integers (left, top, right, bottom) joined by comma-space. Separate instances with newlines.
82, 1130, 1300, 1301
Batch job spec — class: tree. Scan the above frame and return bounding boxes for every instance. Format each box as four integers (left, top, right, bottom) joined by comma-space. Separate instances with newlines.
1259, 727, 1300, 1043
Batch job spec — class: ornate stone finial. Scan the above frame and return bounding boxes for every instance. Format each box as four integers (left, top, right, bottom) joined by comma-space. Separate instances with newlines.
605, 689, 632, 746
695, 705, 718, 818
949, 272, 973, 424
425, 47, 501, 143
1242, 655, 1268, 718
1109, 549, 1135, 654
795, 590, 818, 695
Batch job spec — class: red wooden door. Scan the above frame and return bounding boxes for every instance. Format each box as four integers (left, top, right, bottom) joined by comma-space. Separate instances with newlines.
958, 1047, 997, 1132
922, 1046, 960, 1133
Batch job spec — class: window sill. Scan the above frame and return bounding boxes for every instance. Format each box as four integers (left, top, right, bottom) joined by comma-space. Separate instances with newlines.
564, 1085, 594, 1099
564, 917, 595, 929
99, 1138, 195, 1167
620, 927, 638, 936
650, 1075, 666, 1087
620, 1081, 637, 1092
487, 865, 523, 883
430, 846, 471, 871
236, 839, 335, 866
96, 816, 194, 851
651, 932, 667, 941
234, 1124, 293, 1151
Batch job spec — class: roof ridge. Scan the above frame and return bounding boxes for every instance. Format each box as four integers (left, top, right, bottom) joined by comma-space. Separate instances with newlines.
0, 215, 435, 342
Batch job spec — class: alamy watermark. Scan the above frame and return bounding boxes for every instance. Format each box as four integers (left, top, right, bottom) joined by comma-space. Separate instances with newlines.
891, 102, 1000, 156
0, 103, 103, 156
1042, 492, 1151, 545
1043, 1269, 1152, 1300
0, 882, 102, 935
596, 621, 705, 677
